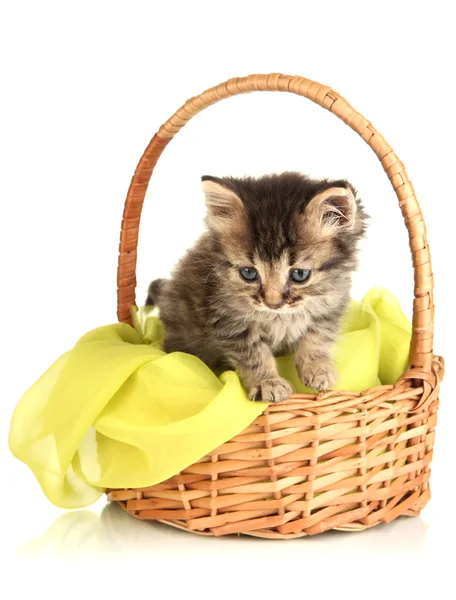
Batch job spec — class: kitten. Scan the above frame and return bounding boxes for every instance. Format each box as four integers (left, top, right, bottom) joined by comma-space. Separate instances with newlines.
147, 172, 367, 402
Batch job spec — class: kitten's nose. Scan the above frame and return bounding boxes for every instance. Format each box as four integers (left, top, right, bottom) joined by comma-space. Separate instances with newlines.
265, 299, 285, 309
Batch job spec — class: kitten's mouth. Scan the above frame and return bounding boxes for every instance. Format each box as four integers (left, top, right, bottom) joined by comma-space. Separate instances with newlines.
253, 302, 295, 313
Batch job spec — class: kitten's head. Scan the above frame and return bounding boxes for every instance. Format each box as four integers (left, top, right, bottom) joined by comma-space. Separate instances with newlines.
201, 172, 368, 313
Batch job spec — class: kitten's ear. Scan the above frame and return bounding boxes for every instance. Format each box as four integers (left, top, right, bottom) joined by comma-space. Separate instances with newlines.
307, 186, 358, 235
201, 177, 244, 233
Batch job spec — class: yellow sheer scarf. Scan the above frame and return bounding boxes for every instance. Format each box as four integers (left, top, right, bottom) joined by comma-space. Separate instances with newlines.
9, 287, 411, 509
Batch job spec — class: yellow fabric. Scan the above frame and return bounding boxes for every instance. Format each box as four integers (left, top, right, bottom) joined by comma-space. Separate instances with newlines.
9, 287, 411, 509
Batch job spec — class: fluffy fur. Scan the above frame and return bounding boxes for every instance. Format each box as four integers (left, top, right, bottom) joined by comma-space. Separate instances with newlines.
147, 172, 368, 402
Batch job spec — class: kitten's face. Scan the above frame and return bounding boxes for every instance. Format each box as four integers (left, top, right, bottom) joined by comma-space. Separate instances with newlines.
202, 173, 367, 314
218, 238, 354, 315
223, 247, 344, 314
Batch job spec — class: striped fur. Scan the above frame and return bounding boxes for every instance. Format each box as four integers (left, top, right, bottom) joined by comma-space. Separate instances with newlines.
147, 172, 367, 402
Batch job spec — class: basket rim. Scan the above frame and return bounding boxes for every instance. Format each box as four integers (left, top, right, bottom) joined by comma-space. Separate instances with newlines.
277, 355, 443, 413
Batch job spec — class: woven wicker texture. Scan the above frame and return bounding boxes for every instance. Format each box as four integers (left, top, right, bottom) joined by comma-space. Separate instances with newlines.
110, 74, 443, 537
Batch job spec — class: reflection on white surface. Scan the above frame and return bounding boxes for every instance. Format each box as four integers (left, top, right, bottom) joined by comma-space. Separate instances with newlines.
16, 502, 431, 559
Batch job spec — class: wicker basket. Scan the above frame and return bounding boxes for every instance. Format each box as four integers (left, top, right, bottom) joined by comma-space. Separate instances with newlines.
108, 73, 444, 538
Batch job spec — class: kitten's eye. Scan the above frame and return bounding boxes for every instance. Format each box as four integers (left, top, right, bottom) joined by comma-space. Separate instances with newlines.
239, 267, 258, 282
290, 269, 311, 283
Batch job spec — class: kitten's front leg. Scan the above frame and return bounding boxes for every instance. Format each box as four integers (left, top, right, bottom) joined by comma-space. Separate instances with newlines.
295, 329, 337, 392
232, 340, 292, 403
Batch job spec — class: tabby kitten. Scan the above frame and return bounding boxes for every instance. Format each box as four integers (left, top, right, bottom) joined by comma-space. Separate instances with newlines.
147, 172, 367, 402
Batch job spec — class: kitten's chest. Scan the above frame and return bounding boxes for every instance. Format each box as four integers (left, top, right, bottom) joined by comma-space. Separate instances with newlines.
259, 314, 308, 353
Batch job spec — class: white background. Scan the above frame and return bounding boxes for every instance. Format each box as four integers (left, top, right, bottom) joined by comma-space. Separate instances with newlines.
1, 0, 455, 596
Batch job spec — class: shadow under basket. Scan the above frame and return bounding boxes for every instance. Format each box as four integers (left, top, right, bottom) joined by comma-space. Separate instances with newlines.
107, 73, 444, 538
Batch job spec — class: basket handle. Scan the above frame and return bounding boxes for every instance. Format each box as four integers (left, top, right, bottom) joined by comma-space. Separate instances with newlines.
117, 73, 434, 375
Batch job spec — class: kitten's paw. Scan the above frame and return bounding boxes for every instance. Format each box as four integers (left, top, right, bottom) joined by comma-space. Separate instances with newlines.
297, 360, 337, 392
249, 377, 293, 403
